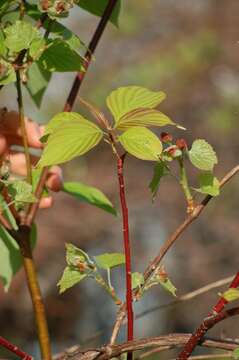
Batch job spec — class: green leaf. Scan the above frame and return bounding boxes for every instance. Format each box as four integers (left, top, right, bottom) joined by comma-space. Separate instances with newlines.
58, 266, 86, 294
119, 126, 163, 161
132, 272, 144, 289
94, 253, 125, 270
144, 267, 177, 297
116, 108, 175, 131
189, 139, 218, 171
63, 182, 117, 216
38, 39, 83, 72
159, 277, 177, 297
29, 37, 45, 60
233, 348, 239, 360
220, 288, 239, 302
65, 243, 90, 267
0, 224, 37, 291
0, 30, 7, 56
195, 172, 220, 197
107, 86, 166, 125
77, 0, 121, 26
0, 60, 16, 85
26, 62, 51, 108
37, 113, 103, 167
4, 20, 41, 52
32, 168, 49, 198
149, 162, 169, 200
7, 180, 36, 203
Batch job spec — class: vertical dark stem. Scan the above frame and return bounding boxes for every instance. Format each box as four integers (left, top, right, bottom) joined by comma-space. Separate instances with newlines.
15, 226, 52, 360
117, 155, 134, 360
15, 70, 32, 184
27, 0, 120, 224
64, 0, 119, 112
0, 335, 32, 360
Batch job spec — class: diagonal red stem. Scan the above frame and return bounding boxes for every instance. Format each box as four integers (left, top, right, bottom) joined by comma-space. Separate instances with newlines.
117, 155, 134, 360
0, 336, 33, 360
177, 271, 239, 360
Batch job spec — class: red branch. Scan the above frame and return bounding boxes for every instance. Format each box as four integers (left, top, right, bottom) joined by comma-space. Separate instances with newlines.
177, 272, 239, 360
117, 156, 134, 359
0, 336, 33, 360
212, 272, 239, 314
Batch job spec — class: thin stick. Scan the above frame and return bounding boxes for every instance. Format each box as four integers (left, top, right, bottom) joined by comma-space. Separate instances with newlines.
15, 70, 32, 184
15, 226, 52, 360
26, 0, 120, 226
0, 336, 33, 360
117, 155, 134, 359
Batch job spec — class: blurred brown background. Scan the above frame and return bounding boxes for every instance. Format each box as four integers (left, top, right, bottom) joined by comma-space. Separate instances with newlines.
1, 1, 239, 358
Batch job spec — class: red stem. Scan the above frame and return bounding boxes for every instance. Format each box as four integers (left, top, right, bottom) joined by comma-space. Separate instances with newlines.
212, 271, 239, 314
177, 271, 239, 360
117, 155, 134, 360
0, 336, 32, 360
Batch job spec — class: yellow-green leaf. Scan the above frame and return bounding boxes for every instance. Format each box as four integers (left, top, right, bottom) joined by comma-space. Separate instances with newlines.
189, 139, 218, 171
38, 113, 103, 167
107, 86, 166, 125
116, 108, 175, 131
220, 288, 239, 302
94, 253, 125, 270
58, 266, 86, 294
119, 126, 163, 161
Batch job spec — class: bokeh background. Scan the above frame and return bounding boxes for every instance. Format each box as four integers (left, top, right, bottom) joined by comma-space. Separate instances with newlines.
1, 0, 239, 358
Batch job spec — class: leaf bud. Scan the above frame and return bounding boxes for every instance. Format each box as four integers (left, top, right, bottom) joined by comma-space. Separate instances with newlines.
176, 138, 187, 150
160, 132, 173, 143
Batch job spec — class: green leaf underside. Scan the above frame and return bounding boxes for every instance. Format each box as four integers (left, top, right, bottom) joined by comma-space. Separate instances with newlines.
189, 139, 218, 171
0, 60, 16, 85
38, 114, 103, 167
119, 126, 163, 161
39, 40, 83, 72
63, 182, 117, 216
77, 0, 121, 26
221, 288, 239, 302
0, 224, 37, 291
4, 20, 41, 52
233, 348, 239, 360
149, 162, 169, 200
132, 272, 144, 289
58, 266, 86, 293
107, 86, 166, 124
94, 253, 125, 270
65, 243, 89, 266
195, 172, 220, 196
116, 108, 175, 131
26, 62, 52, 108
159, 278, 177, 296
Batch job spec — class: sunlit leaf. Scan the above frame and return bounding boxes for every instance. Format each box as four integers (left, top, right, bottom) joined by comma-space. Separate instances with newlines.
63, 182, 117, 216
189, 139, 218, 171
7, 180, 36, 203
58, 266, 86, 294
38, 113, 103, 167
4, 20, 41, 52
220, 288, 239, 302
65, 243, 90, 267
94, 253, 125, 270
119, 126, 163, 161
116, 108, 175, 131
107, 86, 166, 125
233, 348, 239, 360
0, 60, 15, 85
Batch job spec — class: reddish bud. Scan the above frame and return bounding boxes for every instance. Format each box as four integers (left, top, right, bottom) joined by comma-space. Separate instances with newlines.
40, 0, 49, 10
176, 138, 187, 150
56, 1, 66, 13
160, 132, 173, 143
